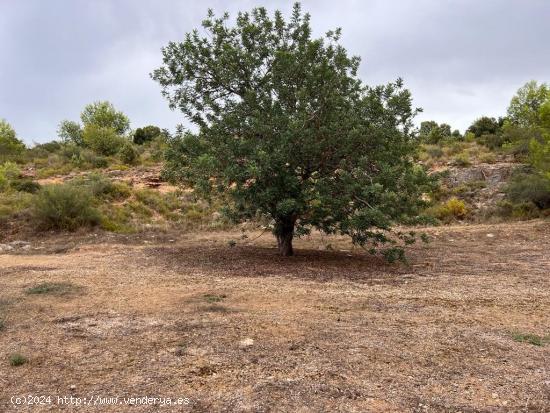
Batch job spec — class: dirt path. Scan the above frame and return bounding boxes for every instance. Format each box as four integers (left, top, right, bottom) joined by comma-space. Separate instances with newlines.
1, 221, 549, 412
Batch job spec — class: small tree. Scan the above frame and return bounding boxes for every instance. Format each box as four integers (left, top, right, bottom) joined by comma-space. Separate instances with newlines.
153, 4, 433, 258
81, 124, 125, 156
57, 120, 83, 145
0, 119, 26, 162
467, 116, 500, 137
133, 125, 162, 145
418, 120, 455, 144
81, 101, 130, 135
507, 81, 550, 128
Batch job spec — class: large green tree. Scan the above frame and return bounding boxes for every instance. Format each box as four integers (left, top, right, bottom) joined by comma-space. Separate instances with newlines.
153, 4, 433, 257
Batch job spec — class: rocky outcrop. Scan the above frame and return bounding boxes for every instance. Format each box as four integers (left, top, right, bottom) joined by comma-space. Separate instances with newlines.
441, 162, 528, 210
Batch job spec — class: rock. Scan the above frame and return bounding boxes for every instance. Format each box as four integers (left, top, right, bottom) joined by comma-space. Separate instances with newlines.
11, 240, 30, 247
0, 244, 14, 253
239, 338, 254, 347
486, 233, 495, 238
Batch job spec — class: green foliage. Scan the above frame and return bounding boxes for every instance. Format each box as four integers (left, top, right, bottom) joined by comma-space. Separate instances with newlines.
504, 172, 550, 210
9, 353, 27, 367
467, 116, 502, 138
32, 184, 101, 231
57, 120, 83, 145
529, 136, 550, 174
430, 197, 467, 222
69, 173, 131, 200
0, 119, 26, 162
133, 125, 161, 145
512, 332, 549, 346
419, 121, 456, 144
478, 133, 508, 150
0, 162, 21, 191
452, 152, 470, 167
0, 191, 33, 219
153, 4, 434, 258
118, 141, 139, 165
80, 101, 130, 135
26, 282, 78, 295
10, 179, 41, 193
82, 124, 126, 156
507, 80, 550, 128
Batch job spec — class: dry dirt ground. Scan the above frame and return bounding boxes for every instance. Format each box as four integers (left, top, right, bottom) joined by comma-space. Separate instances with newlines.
0, 221, 549, 412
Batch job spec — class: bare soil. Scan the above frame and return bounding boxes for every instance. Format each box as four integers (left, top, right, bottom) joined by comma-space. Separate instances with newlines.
1, 221, 549, 412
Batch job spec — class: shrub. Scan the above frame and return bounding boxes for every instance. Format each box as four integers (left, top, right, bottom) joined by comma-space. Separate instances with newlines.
0, 162, 21, 191
504, 172, 550, 210
25, 282, 79, 295
32, 184, 100, 231
430, 197, 467, 221
478, 152, 497, 164
425, 145, 443, 159
133, 125, 161, 145
452, 152, 470, 167
99, 204, 136, 233
118, 141, 139, 165
9, 353, 27, 367
0, 191, 34, 219
479, 133, 508, 150
82, 124, 125, 156
10, 179, 41, 193
512, 332, 549, 346
70, 174, 131, 201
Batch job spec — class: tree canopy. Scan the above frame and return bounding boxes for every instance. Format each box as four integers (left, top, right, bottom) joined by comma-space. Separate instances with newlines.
507, 80, 550, 128
153, 3, 433, 258
0, 119, 26, 162
80, 101, 130, 135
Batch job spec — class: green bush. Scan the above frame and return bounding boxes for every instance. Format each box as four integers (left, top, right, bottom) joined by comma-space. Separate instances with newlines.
82, 124, 126, 156
452, 152, 471, 167
430, 197, 468, 222
0, 191, 34, 219
133, 125, 161, 145
32, 184, 100, 231
118, 141, 139, 165
504, 172, 550, 210
0, 162, 22, 191
9, 353, 27, 367
10, 179, 41, 193
425, 145, 443, 159
69, 174, 131, 201
478, 152, 497, 164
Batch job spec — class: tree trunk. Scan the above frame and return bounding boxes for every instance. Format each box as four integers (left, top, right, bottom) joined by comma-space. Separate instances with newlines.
275, 218, 295, 256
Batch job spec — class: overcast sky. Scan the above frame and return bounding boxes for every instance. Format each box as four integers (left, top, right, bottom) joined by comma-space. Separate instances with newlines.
1, 0, 549, 144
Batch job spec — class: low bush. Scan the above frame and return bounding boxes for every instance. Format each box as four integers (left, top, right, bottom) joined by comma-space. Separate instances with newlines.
119, 141, 139, 165
69, 174, 131, 201
452, 152, 471, 167
10, 179, 41, 193
32, 184, 100, 231
9, 353, 27, 367
478, 152, 497, 164
504, 172, 550, 210
429, 197, 467, 222
82, 124, 126, 156
0, 162, 21, 190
